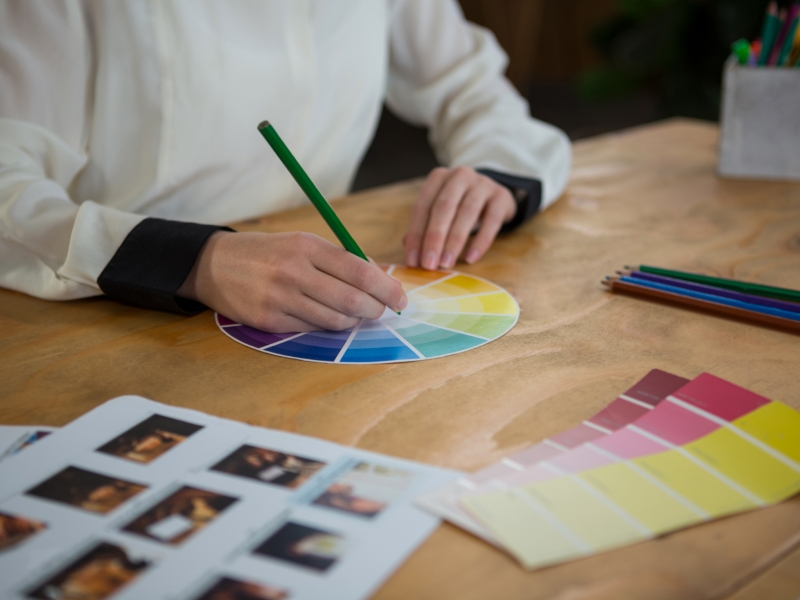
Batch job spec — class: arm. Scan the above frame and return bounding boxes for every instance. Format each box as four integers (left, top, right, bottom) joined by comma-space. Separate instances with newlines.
387, 0, 571, 269
0, 2, 405, 329
0, 2, 144, 301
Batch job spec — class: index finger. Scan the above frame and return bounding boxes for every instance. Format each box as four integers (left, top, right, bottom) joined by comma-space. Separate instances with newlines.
314, 246, 408, 313
405, 168, 450, 267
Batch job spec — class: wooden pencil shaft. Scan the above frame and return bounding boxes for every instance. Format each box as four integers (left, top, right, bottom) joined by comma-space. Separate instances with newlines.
617, 276, 800, 321
635, 265, 800, 303
624, 271, 800, 314
608, 279, 800, 332
258, 121, 368, 261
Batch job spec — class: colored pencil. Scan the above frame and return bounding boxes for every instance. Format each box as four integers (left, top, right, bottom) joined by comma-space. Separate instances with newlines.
627, 265, 800, 303
768, 7, 789, 65
258, 121, 368, 261
615, 276, 800, 321
750, 40, 762, 66
778, 7, 800, 65
620, 270, 800, 314
759, 1, 780, 65
603, 277, 800, 332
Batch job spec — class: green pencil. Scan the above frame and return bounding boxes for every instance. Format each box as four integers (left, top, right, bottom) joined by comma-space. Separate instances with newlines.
628, 265, 800, 304
778, 12, 799, 66
759, 1, 780, 66
258, 121, 368, 261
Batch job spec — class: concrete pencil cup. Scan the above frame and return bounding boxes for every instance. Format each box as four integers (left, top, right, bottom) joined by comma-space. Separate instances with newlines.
718, 57, 800, 181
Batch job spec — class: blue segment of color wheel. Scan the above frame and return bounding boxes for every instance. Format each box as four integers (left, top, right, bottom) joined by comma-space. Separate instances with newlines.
216, 266, 519, 364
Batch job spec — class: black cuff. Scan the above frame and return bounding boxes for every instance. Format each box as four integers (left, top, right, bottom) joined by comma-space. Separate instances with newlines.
98, 218, 234, 315
477, 168, 543, 233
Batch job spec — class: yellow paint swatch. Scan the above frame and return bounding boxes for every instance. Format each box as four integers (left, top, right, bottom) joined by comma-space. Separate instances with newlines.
634, 451, 757, 515
734, 401, 800, 462
462, 489, 585, 569
409, 274, 500, 300
460, 400, 800, 571
522, 477, 644, 550
579, 463, 701, 534
685, 427, 800, 503
414, 292, 518, 315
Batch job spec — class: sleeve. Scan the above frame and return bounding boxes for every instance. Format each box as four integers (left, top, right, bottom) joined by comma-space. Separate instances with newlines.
0, 1, 145, 301
0, 2, 227, 314
386, 0, 572, 213
98, 219, 233, 315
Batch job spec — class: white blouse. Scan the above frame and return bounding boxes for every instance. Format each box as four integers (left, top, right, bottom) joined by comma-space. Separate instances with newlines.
0, 0, 571, 301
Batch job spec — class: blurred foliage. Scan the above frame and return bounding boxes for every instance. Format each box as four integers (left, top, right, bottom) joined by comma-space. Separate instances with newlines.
579, 0, 770, 120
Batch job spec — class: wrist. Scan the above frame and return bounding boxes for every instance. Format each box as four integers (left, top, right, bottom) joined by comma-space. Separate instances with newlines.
176, 230, 231, 302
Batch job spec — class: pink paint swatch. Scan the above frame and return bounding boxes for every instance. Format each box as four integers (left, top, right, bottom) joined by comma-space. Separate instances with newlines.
477, 373, 772, 489
467, 369, 689, 486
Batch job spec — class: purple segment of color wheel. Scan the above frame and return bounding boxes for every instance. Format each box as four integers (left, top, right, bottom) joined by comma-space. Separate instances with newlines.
225, 325, 298, 349
268, 329, 353, 362
216, 314, 238, 326
629, 271, 800, 313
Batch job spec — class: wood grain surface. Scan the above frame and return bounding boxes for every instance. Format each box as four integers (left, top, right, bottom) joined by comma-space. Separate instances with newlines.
1, 119, 799, 599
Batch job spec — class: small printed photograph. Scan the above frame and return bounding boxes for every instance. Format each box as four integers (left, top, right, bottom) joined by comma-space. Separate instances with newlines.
311, 462, 415, 519
26, 467, 147, 514
122, 486, 238, 545
27, 541, 151, 600
252, 522, 348, 573
7, 429, 53, 458
210, 445, 326, 490
96, 414, 203, 464
192, 576, 289, 600
0, 512, 46, 551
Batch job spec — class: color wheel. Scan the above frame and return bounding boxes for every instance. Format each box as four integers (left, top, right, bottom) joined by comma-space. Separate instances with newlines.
215, 265, 519, 364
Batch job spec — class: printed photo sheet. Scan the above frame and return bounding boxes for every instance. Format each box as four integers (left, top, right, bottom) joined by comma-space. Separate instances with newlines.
0, 396, 458, 600
0, 426, 56, 463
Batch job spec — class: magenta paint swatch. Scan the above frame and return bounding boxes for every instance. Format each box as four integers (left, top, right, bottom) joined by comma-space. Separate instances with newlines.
489, 372, 773, 489
467, 369, 690, 486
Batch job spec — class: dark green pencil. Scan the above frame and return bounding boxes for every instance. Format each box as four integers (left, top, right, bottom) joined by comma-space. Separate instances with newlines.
258, 121, 368, 261
628, 265, 800, 304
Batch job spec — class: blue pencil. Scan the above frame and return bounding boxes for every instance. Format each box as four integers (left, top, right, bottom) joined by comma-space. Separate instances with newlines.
617, 276, 800, 321
623, 270, 800, 314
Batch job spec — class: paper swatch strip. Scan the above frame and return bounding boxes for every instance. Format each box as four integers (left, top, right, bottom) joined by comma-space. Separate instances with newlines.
216, 266, 519, 364
414, 369, 689, 541
460, 374, 800, 569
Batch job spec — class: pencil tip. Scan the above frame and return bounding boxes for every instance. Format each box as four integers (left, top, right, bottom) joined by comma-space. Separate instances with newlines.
257, 120, 271, 130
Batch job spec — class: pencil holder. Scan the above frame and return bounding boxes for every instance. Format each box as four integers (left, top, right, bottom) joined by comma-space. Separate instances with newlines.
718, 58, 800, 181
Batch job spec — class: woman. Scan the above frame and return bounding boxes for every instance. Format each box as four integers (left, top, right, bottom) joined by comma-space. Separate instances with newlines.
0, 1, 570, 332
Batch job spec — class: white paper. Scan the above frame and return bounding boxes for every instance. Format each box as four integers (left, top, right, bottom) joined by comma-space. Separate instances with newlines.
0, 396, 458, 600
0, 426, 56, 463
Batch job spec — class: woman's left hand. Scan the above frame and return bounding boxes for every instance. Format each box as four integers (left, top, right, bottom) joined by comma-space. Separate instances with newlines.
403, 166, 516, 270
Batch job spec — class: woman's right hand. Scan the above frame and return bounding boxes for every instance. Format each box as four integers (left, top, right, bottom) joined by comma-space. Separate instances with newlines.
177, 231, 407, 333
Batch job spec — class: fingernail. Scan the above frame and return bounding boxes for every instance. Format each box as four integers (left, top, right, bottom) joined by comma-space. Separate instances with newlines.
465, 249, 480, 264
396, 294, 408, 311
441, 252, 455, 269
423, 251, 437, 270
406, 249, 418, 267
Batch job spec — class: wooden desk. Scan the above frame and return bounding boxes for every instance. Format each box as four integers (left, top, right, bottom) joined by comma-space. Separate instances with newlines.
1, 119, 799, 599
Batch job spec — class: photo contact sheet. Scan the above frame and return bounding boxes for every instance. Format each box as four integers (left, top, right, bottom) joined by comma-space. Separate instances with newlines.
0, 396, 457, 600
